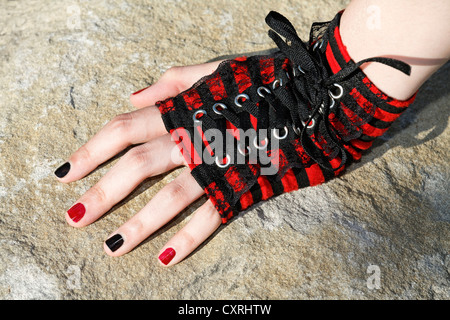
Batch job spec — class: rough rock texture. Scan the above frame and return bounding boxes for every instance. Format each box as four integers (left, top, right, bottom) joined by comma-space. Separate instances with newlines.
0, 0, 449, 300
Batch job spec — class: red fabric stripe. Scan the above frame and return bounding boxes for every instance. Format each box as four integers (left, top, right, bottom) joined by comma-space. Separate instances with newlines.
234, 56, 247, 62
333, 26, 352, 62
260, 57, 275, 85
170, 128, 201, 170
292, 140, 312, 166
349, 88, 374, 116
329, 157, 345, 176
340, 102, 388, 138
230, 58, 252, 93
343, 144, 362, 161
350, 139, 373, 150
182, 88, 203, 110
224, 167, 247, 194
250, 114, 258, 130
326, 43, 342, 74
205, 181, 232, 223
238, 162, 271, 208
326, 106, 362, 160
239, 191, 254, 211
224, 213, 233, 223
258, 176, 274, 200
226, 121, 240, 140
341, 103, 389, 137
310, 132, 333, 157
329, 112, 350, 137
196, 126, 214, 156
350, 87, 403, 123
359, 123, 389, 137
373, 106, 402, 123
328, 114, 361, 159
281, 169, 299, 192
157, 99, 174, 115
305, 163, 325, 186
248, 163, 260, 176
206, 73, 228, 101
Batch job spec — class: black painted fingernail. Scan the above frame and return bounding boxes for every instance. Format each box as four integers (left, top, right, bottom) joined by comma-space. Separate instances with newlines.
54, 162, 71, 178
105, 234, 124, 252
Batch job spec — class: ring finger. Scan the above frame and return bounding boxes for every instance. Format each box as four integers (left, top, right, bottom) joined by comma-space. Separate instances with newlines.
103, 168, 205, 256
56, 105, 166, 183
65, 133, 184, 227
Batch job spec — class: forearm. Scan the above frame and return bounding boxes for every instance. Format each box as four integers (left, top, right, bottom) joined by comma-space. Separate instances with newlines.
340, 0, 450, 100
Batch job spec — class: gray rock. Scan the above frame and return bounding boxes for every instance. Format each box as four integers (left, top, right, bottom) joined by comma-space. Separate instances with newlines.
0, 0, 448, 300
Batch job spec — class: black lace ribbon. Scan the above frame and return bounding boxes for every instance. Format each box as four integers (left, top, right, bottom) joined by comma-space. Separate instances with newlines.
264, 11, 412, 171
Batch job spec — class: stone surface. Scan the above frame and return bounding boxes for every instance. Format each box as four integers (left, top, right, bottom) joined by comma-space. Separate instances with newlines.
0, 0, 449, 300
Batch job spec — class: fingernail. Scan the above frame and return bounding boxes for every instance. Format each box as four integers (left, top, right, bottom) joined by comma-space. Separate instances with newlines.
159, 248, 176, 265
67, 203, 85, 223
54, 162, 71, 178
105, 234, 124, 252
131, 86, 149, 95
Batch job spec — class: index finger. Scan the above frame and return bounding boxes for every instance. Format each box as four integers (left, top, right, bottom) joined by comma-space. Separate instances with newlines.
129, 60, 223, 109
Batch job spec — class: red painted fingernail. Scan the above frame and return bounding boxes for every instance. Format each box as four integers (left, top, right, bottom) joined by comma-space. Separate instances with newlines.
159, 248, 176, 265
67, 203, 85, 223
131, 86, 149, 95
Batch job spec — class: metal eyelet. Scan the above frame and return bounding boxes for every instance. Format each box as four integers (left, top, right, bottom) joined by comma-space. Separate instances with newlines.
193, 110, 206, 123
253, 136, 268, 150
329, 98, 336, 109
273, 127, 288, 140
215, 154, 231, 168
272, 79, 282, 90
212, 103, 227, 115
293, 126, 302, 136
319, 99, 336, 116
234, 94, 250, 108
257, 86, 271, 98
285, 71, 291, 80
318, 103, 325, 116
328, 83, 344, 100
237, 142, 252, 156
302, 118, 316, 129
293, 66, 306, 77
313, 38, 324, 51
297, 65, 306, 75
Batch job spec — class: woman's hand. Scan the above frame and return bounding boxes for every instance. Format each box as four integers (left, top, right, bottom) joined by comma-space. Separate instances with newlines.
56, 60, 224, 266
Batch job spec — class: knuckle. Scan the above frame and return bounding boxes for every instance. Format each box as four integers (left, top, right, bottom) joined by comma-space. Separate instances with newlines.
76, 144, 93, 163
165, 179, 187, 202
88, 184, 107, 203
178, 228, 197, 249
125, 145, 150, 169
123, 217, 144, 236
109, 112, 133, 135
159, 66, 185, 93
162, 66, 182, 79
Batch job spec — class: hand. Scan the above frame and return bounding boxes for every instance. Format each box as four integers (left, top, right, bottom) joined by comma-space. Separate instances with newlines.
56, 60, 224, 266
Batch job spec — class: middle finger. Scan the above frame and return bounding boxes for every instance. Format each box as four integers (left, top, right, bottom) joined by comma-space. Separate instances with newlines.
65, 133, 184, 227
59, 105, 166, 183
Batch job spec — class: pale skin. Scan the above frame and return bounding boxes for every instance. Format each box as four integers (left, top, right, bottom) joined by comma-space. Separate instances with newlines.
56, 0, 450, 267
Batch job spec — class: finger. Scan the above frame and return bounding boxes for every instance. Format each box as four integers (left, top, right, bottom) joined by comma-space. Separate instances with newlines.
65, 134, 184, 227
129, 60, 223, 109
103, 169, 205, 256
157, 200, 221, 267
56, 106, 166, 183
